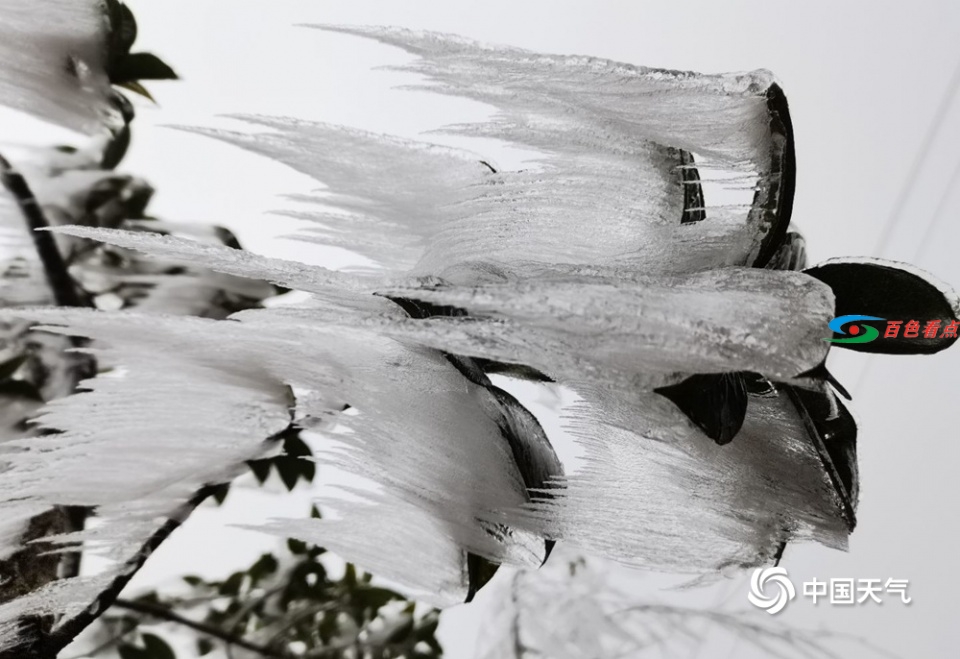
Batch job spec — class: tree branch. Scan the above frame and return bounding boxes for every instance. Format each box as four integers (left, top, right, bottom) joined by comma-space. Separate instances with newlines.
0, 153, 99, 658
0, 153, 83, 307
113, 598, 290, 659
11, 427, 293, 659
0, 486, 214, 659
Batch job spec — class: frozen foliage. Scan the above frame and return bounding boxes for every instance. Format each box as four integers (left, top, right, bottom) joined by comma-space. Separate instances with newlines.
0, 0, 112, 134
0, 195, 51, 308
0, 310, 293, 649
184, 62, 785, 279
378, 267, 833, 388
474, 550, 891, 659
0, 307, 547, 618
1, 24, 958, 655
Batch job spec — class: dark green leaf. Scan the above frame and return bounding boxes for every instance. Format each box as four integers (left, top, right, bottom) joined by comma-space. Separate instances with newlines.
344, 563, 357, 587
276, 458, 300, 491
415, 612, 442, 651
785, 385, 858, 531
273, 432, 316, 490
678, 149, 706, 224
219, 571, 245, 596
210, 483, 230, 505
318, 611, 339, 644
247, 457, 272, 484
0, 379, 44, 402
249, 553, 279, 582
655, 372, 748, 445
113, 52, 179, 84
101, 124, 131, 170
197, 638, 214, 656
287, 538, 308, 555
118, 643, 146, 659
116, 3, 138, 53
806, 259, 959, 354
141, 633, 176, 659
751, 83, 796, 268
353, 586, 399, 613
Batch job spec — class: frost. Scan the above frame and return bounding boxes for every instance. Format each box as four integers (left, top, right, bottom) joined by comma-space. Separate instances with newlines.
8, 27, 849, 594
1, 24, 952, 648
524, 388, 850, 572
0, 310, 292, 646
182, 25, 791, 280
377, 267, 833, 388
0, 307, 550, 616
0, 0, 112, 134
176, 118, 492, 276
50, 225, 371, 299
0, 196, 53, 307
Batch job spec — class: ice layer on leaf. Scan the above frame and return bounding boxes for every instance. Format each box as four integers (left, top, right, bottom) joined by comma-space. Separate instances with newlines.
0, 0, 112, 134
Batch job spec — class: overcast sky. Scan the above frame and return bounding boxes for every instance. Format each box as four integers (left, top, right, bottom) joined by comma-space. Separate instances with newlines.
10, 1, 958, 657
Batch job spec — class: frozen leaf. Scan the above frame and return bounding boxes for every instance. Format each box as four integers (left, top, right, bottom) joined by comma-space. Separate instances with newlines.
0, 0, 114, 133
807, 257, 960, 354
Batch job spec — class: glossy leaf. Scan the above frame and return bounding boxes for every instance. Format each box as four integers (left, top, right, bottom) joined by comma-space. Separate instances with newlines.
807, 258, 960, 354
113, 53, 179, 84
655, 372, 748, 445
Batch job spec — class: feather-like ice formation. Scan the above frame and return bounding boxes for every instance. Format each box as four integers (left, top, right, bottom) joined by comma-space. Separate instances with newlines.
50, 225, 370, 298
0, 310, 294, 649
11, 28, 852, 590
525, 387, 851, 572
377, 267, 834, 387
6, 23, 955, 647
176, 118, 493, 276
0, 306, 555, 634
0, 195, 52, 308
179, 25, 793, 280
0, 0, 112, 134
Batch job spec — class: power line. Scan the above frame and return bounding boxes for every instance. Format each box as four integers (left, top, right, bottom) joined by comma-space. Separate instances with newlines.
871, 55, 960, 258
913, 155, 960, 264
852, 156, 960, 396
853, 56, 960, 397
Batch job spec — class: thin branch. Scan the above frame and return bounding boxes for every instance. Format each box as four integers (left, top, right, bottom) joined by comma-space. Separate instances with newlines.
113, 598, 289, 659
0, 154, 101, 658
0, 153, 99, 580
5, 487, 214, 659
22, 426, 293, 659
510, 573, 528, 659
0, 153, 83, 307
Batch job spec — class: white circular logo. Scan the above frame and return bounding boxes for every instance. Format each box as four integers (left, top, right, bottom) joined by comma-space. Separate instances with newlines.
748, 567, 796, 615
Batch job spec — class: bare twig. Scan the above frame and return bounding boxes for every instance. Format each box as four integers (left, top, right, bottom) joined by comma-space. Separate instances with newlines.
113, 598, 289, 659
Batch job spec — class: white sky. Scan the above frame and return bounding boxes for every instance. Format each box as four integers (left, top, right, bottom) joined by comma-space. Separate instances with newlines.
8, 1, 959, 657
